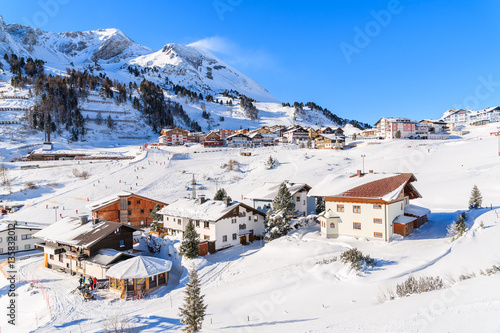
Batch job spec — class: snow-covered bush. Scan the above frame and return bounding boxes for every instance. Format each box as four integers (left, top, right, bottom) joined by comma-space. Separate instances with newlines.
264, 156, 277, 170
145, 235, 162, 254
395, 275, 444, 298
340, 248, 375, 271
447, 212, 467, 241
459, 272, 476, 281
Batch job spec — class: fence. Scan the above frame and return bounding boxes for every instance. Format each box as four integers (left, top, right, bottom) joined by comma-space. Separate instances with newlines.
0, 107, 31, 111
81, 109, 130, 115
0, 121, 21, 125
87, 99, 113, 104
0, 95, 29, 100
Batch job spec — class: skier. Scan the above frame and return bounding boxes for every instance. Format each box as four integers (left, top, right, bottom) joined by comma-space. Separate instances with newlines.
93, 277, 97, 290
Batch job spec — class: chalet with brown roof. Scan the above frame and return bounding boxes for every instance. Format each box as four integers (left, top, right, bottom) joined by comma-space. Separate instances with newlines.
34, 216, 139, 279
204, 131, 223, 147
309, 171, 430, 241
87, 192, 168, 228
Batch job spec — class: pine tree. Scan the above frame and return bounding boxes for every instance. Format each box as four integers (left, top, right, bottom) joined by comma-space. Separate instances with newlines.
179, 220, 199, 259
213, 188, 231, 202
395, 130, 401, 139
265, 182, 295, 240
150, 203, 161, 231
468, 185, 482, 209
179, 264, 207, 333
316, 197, 325, 214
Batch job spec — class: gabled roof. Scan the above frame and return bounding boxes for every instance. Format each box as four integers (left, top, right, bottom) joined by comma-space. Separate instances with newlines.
158, 198, 265, 222
0, 223, 42, 233
87, 192, 167, 211
309, 173, 420, 201
106, 256, 172, 279
245, 182, 312, 201
315, 133, 346, 141
34, 217, 140, 248
86, 248, 135, 267
224, 133, 251, 140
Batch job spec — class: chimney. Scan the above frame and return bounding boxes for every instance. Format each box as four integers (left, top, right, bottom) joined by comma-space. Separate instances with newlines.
197, 195, 206, 205
356, 170, 362, 177
92, 218, 99, 225
223, 197, 231, 207
79, 215, 88, 225
369, 170, 374, 174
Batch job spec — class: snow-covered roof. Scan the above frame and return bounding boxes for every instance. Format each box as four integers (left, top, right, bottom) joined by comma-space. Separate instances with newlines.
393, 215, 416, 225
308, 173, 419, 201
404, 204, 431, 217
87, 191, 167, 211
319, 209, 340, 219
86, 249, 134, 267
33, 217, 138, 248
87, 191, 132, 211
158, 198, 263, 222
0, 223, 42, 233
106, 256, 172, 279
245, 182, 312, 201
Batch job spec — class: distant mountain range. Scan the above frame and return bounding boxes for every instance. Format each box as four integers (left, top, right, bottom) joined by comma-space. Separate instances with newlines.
0, 15, 276, 103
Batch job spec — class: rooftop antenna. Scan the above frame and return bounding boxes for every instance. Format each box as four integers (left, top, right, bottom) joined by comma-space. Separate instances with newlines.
191, 174, 197, 199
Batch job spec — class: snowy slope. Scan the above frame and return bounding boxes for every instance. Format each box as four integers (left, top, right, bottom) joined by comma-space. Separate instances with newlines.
0, 124, 499, 332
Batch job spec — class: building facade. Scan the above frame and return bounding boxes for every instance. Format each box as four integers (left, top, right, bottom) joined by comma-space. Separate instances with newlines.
159, 128, 189, 146
0, 223, 42, 253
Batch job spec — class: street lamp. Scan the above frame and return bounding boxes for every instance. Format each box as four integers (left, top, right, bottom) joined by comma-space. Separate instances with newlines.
361, 155, 366, 174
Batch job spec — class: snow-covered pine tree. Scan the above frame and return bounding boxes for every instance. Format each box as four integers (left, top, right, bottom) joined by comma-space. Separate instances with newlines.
265, 182, 296, 240
468, 185, 482, 209
315, 197, 325, 214
213, 188, 231, 202
150, 203, 161, 232
179, 264, 207, 333
179, 220, 199, 259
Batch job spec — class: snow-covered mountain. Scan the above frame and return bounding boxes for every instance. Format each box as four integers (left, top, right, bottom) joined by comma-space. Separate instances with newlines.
128, 43, 277, 102
0, 15, 276, 102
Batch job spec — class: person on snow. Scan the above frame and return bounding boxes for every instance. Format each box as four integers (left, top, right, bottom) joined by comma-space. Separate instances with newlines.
93, 277, 97, 290
79, 275, 83, 287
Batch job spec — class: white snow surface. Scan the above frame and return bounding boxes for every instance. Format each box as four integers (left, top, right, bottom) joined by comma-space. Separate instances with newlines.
245, 182, 310, 200
158, 198, 238, 222
0, 98, 500, 332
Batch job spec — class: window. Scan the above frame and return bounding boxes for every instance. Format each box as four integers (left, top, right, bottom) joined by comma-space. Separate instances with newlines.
0, 237, 2, 243
239, 224, 247, 230
297, 196, 300, 201
137, 200, 141, 205
222, 235, 227, 242
178, 219, 182, 225
128, 210, 131, 216
22, 234, 32, 240
120, 240, 125, 247
254, 217, 258, 222
166, 217, 169, 221
231, 218, 237, 224
114, 228, 120, 234
329, 222, 335, 229
204, 221, 210, 229
401, 203, 403, 210
141, 221, 144, 225
140, 209, 144, 214
248, 216, 251, 221
373, 204, 382, 209
76, 261, 83, 268
353, 206, 361, 213
149, 209, 153, 213
59, 253, 64, 262
373, 218, 382, 224
337, 204, 344, 212
128, 200, 131, 205
232, 233, 237, 240
374, 232, 383, 238
7, 236, 17, 242
405, 198, 408, 205
353, 222, 361, 230
204, 235, 210, 240
49, 254, 54, 260
195, 220, 200, 228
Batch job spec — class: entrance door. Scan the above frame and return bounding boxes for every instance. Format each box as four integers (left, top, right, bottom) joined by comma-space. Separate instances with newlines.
240, 235, 247, 245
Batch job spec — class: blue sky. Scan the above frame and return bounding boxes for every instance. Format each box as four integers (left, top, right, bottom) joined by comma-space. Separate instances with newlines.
2, 0, 500, 124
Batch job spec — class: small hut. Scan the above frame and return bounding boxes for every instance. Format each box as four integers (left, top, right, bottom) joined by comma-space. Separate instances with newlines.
106, 256, 172, 299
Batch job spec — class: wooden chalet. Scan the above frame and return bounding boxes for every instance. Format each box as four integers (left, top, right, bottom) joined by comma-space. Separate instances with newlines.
87, 192, 168, 228
314, 134, 346, 150
283, 126, 309, 143
34, 216, 140, 279
223, 133, 253, 148
204, 131, 223, 147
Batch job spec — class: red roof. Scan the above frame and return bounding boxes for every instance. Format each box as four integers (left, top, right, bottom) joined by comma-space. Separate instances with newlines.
339, 173, 418, 199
